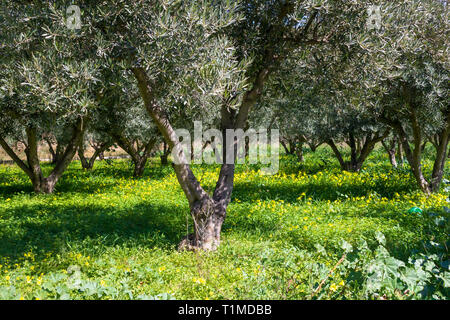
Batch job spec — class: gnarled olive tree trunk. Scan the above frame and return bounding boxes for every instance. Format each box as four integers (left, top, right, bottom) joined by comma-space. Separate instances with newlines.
0, 117, 85, 194
78, 141, 112, 170
381, 137, 398, 168
280, 136, 306, 162
327, 129, 389, 172
381, 101, 450, 194
160, 141, 170, 165
109, 133, 157, 178
131, 63, 269, 251
44, 136, 64, 165
125, 1, 322, 251
307, 140, 323, 153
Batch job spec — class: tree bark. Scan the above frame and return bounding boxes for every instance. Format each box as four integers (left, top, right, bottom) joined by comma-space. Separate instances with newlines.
327, 130, 389, 172
356, 130, 390, 170
380, 98, 436, 194
131, 60, 270, 251
129, 0, 290, 249
160, 154, 169, 165
45, 137, 58, 165
430, 116, 450, 192
160, 141, 170, 165
397, 138, 404, 166
133, 158, 146, 177
296, 141, 304, 162
327, 139, 346, 170
388, 149, 398, 168
381, 138, 398, 168
0, 117, 85, 194
78, 141, 111, 170
327, 138, 361, 171
110, 132, 156, 177
308, 141, 322, 152
280, 139, 292, 155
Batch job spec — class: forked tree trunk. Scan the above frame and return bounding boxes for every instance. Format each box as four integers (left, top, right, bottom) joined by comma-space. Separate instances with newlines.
398, 132, 431, 194
328, 139, 363, 172
31, 175, 58, 194
45, 138, 64, 165
0, 118, 85, 194
131, 61, 270, 251
381, 98, 449, 194
129, 1, 292, 249
327, 130, 389, 172
381, 138, 398, 168
110, 133, 156, 178
280, 139, 292, 155
430, 122, 450, 193
78, 141, 111, 170
133, 158, 147, 177
178, 196, 226, 251
308, 142, 322, 153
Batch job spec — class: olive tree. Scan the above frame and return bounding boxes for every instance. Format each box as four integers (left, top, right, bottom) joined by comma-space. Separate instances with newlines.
358, 0, 449, 193
77, 125, 115, 171
93, 79, 161, 178
108, 0, 375, 250
1, 1, 376, 249
0, 3, 100, 193
263, 47, 390, 172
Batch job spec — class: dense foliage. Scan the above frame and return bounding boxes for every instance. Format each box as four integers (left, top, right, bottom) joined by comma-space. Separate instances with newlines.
0, 0, 448, 300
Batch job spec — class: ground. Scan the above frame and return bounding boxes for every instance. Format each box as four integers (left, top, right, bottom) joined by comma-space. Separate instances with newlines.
0, 141, 129, 164
0, 147, 448, 300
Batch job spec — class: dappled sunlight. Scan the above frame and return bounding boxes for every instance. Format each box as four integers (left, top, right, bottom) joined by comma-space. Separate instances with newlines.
0, 148, 448, 299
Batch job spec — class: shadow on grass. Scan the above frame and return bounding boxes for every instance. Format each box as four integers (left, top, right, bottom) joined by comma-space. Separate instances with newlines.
0, 201, 187, 264
0, 160, 174, 197
225, 205, 445, 261
231, 178, 416, 204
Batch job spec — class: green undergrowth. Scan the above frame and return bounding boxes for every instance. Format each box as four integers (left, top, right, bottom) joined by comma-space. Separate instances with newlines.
0, 147, 448, 300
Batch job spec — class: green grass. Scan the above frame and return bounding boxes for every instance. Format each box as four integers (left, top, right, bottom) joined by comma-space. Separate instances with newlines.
0, 147, 448, 300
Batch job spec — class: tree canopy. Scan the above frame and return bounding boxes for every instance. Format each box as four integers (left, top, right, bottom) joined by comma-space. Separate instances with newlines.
0, 0, 448, 251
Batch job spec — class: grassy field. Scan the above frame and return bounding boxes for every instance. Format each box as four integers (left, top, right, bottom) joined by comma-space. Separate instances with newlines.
0, 142, 129, 164
0, 147, 448, 300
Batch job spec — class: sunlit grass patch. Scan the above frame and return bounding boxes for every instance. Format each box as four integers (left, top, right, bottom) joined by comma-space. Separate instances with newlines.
0, 148, 448, 299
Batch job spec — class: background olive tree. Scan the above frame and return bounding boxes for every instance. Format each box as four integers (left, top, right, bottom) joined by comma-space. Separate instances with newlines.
0, 3, 100, 193
357, 0, 449, 193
